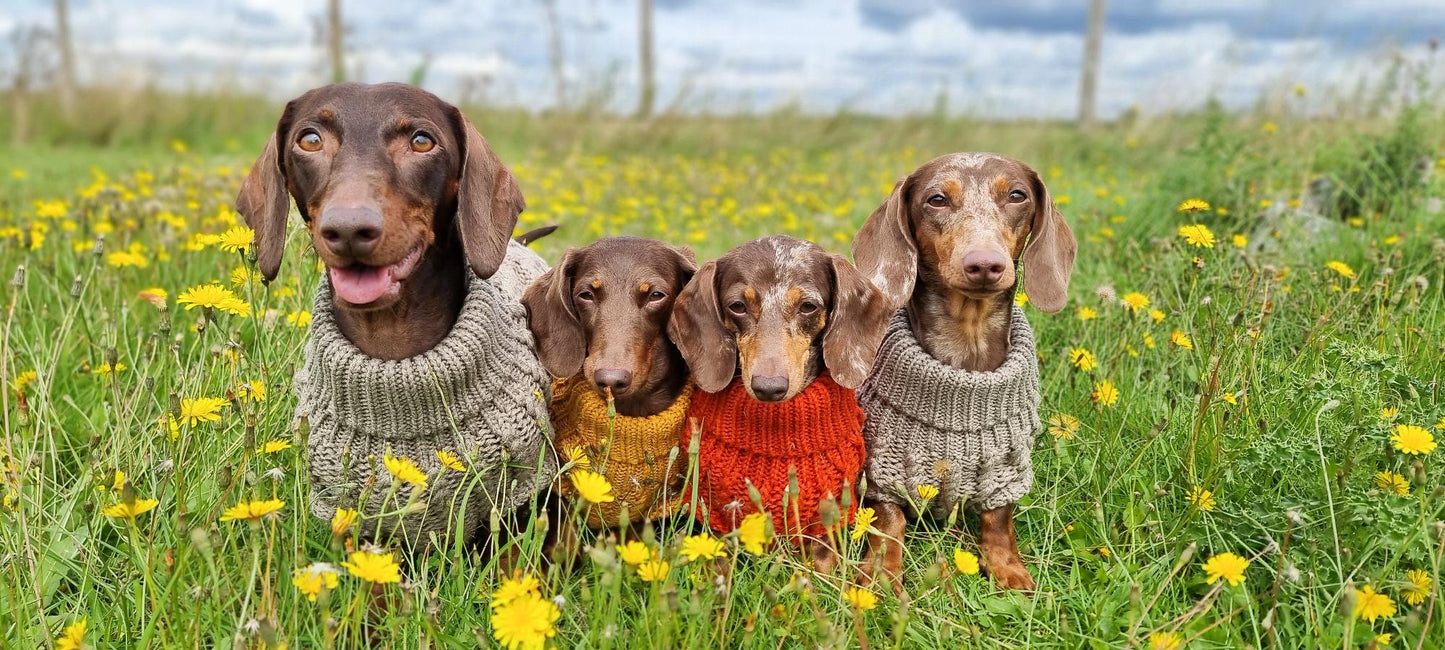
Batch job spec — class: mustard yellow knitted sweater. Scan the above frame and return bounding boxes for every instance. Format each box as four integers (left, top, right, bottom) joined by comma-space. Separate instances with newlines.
551, 375, 693, 529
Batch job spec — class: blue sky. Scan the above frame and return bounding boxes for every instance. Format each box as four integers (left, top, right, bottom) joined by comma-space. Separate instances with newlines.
4, 0, 1443, 118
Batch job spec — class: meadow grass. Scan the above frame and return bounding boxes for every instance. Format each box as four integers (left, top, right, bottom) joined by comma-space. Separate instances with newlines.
0, 106, 1442, 649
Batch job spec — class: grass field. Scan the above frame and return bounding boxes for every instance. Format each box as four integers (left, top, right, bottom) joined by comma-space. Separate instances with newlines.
0, 102, 1442, 649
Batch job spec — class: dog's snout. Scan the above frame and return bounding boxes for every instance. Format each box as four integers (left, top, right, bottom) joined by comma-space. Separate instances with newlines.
749, 374, 789, 402
593, 368, 634, 394
319, 206, 384, 258
961, 250, 1009, 286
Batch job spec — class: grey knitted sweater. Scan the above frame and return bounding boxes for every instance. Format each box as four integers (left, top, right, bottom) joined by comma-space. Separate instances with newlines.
297, 241, 555, 546
857, 306, 1041, 516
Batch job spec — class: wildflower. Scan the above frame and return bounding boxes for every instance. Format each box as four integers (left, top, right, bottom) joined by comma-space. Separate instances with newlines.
342, 549, 402, 584
1374, 471, 1410, 496
1381, 406, 1399, 420
229, 266, 259, 287
1376, 633, 1393, 646
55, 618, 86, 650
1325, 260, 1355, 279
565, 446, 591, 470
1077, 306, 1098, 321
953, 548, 980, 575
1143, 332, 1156, 349
137, 287, 168, 308
1014, 291, 1028, 307
738, 512, 770, 554
1437, 416, 1445, 432
91, 362, 126, 376
1068, 347, 1097, 371
437, 450, 466, 472
1201, 552, 1249, 586
220, 498, 285, 522
916, 484, 939, 501
490, 573, 542, 611
285, 310, 312, 327
102, 496, 160, 520
1186, 486, 1216, 511
569, 469, 614, 504
1221, 391, 1238, 406
1148, 631, 1182, 650
1048, 414, 1080, 439
1121, 292, 1149, 313
490, 591, 560, 650
618, 540, 653, 565
256, 439, 291, 455
10, 369, 37, 393
1391, 424, 1435, 455
384, 454, 429, 490
1178, 224, 1216, 248
851, 507, 876, 541
681, 533, 727, 562
35, 199, 68, 219
218, 225, 255, 254
1354, 585, 1396, 623
1149, 309, 1165, 323
237, 380, 266, 403
637, 559, 670, 582
178, 397, 227, 426
1091, 380, 1119, 407
330, 508, 359, 536
177, 283, 250, 317
1404, 569, 1431, 606
106, 251, 148, 268
1169, 330, 1194, 350
843, 587, 877, 611
291, 563, 340, 601
1177, 198, 1210, 213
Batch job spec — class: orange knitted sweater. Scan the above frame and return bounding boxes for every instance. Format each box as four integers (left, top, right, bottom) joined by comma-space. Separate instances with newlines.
684, 373, 866, 542
552, 375, 693, 529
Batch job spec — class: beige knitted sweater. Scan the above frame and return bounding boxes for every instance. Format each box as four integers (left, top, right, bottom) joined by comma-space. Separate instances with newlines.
297, 241, 555, 546
857, 306, 1041, 516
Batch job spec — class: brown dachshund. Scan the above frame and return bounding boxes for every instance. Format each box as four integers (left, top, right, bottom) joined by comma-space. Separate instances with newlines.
669, 235, 891, 570
853, 152, 1076, 591
236, 81, 532, 360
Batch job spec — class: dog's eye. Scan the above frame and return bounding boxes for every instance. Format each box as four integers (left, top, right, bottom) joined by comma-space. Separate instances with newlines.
798, 301, 820, 315
576, 290, 594, 302
648, 290, 667, 301
1008, 190, 1028, 202
926, 194, 948, 207
297, 131, 322, 152
726, 301, 747, 316
410, 133, 436, 153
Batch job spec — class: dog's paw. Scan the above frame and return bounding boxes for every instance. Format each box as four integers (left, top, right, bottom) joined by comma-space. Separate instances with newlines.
986, 560, 1035, 591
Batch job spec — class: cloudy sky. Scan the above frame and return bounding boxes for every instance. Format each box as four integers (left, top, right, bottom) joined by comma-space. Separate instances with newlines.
3, 0, 1443, 118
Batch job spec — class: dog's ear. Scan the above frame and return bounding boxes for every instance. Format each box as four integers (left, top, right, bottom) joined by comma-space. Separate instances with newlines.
668, 259, 736, 392
853, 177, 916, 311
673, 245, 698, 266
453, 109, 526, 280
822, 254, 891, 388
1021, 166, 1077, 313
521, 248, 586, 378
235, 111, 294, 282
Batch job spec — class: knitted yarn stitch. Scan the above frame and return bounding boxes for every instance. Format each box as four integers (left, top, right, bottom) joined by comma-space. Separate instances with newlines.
296, 271, 556, 547
551, 375, 693, 529
685, 373, 866, 541
857, 306, 1041, 517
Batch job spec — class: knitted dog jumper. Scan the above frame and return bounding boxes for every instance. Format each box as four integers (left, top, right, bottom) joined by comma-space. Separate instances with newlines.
857, 306, 1041, 516
551, 375, 693, 529
685, 374, 866, 541
296, 268, 556, 547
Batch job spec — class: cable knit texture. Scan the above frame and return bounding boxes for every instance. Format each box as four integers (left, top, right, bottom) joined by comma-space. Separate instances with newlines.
489, 239, 552, 300
858, 306, 1041, 516
551, 375, 693, 529
686, 374, 866, 542
296, 251, 555, 547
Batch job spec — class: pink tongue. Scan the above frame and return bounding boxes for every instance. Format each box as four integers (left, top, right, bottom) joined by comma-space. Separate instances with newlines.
329, 265, 393, 304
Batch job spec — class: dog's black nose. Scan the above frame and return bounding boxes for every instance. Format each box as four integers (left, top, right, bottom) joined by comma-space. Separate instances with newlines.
593, 368, 633, 394
750, 375, 789, 401
319, 206, 384, 258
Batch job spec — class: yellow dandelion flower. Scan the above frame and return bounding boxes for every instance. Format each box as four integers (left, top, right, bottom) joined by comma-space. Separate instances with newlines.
330, 508, 359, 536
137, 287, 168, 309
1391, 424, 1435, 455
1376, 632, 1393, 646
10, 369, 37, 393
1121, 292, 1149, 313
1014, 291, 1029, 307
843, 587, 878, 611
291, 563, 340, 602
55, 618, 86, 650
178, 396, 227, 426
229, 266, 259, 287
101, 497, 160, 519
218, 225, 255, 254
1232, 234, 1248, 248
1178, 224, 1216, 248
1222, 391, 1238, 406
916, 484, 939, 501
1354, 585, 1396, 623
1091, 380, 1120, 407
1068, 347, 1097, 371
1381, 406, 1399, 420
219, 498, 285, 522
1077, 306, 1098, 321
1374, 471, 1410, 496
619, 540, 654, 566
681, 533, 727, 562
490, 591, 559, 650
1169, 330, 1194, 350
437, 450, 467, 472
851, 507, 876, 541
490, 573, 542, 611
106, 251, 149, 268
1325, 260, 1355, 279
1186, 486, 1216, 511
384, 454, 429, 490
237, 380, 266, 403
565, 446, 591, 470
177, 283, 242, 312
953, 548, 980, 575
286, 310, 312, 327
1048, 413, 1080, 439
1202, 552, 1249, 586
1149, 309, 1165, 323
1437, 416, 1445, 431
342, 549, 402, 584
737, 512, 771, 554
1404, 569, 1431, 606
91, 362, 126, 376
1148, 631, 1182, 650
570, 469, 614, 504
1177, 198, 1210, 213
256, 439, 291, 455
637, 559, 670, 582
